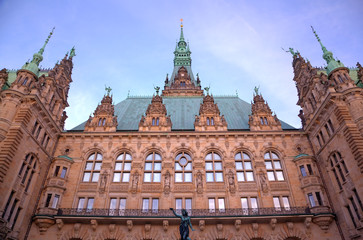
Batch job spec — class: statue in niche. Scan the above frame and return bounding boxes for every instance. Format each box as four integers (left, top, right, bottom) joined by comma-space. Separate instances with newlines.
196, 171, 203, 193
131, 171, 139, 193
170, 208, 195, 240
228, 170, 236, 193
164, 171, 171, 194
258, 170, 269, 193
99, 171, 108, 192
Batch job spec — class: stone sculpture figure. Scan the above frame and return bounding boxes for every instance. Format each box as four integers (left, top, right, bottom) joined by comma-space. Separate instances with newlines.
170, 208, 195, 240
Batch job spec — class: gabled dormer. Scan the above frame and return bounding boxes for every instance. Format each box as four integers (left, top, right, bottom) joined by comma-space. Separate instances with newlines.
139, 88, 172, 131
194, 90, 227, 131
84, 87, 118, 132
248, 88, 281, 131
162, 20, 203, 97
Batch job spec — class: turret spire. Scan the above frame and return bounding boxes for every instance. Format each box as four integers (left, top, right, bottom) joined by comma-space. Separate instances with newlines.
38, 27, 55, 55
180, 19, 185, 42
311, 26, 344, 75
21, 27, 55, 76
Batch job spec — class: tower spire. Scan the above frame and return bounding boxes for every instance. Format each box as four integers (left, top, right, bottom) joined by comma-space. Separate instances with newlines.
38, 27, 55, 55
311, 26, 344, 75
180, 19, 185, 42
21, 27, 55, 76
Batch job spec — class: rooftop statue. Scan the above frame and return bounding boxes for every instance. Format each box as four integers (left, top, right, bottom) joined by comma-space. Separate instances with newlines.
282, 47, 299, 56
105, 86, 112, 96
170, 208, 195, 240
154, 86, 160, 95
254, 86, 260, 96
204, 86, 210, 95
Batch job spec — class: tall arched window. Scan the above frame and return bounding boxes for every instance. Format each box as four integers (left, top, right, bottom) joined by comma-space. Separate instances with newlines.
235, 151, 254, 181
205, 152, 223, 182
330, 152, 348, 189
152, 118, 155, 126
102, 118, 106, 126
207, 117, 210, 126
264, 151, 284, 181
144, 152, 162, 182
175, 152, 192, 182
113, 152, 132, 182
18, 154, 37, 192
98, 118, 102, 126
83, 151, 103, 182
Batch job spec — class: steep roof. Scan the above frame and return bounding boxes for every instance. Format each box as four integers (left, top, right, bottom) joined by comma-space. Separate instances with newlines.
70, 96, 296, 131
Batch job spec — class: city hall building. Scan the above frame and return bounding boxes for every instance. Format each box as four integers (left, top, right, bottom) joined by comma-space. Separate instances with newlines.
0, 22, 363, 239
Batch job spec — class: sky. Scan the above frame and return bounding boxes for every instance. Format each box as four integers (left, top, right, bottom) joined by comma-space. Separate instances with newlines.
0, 0, 362, 130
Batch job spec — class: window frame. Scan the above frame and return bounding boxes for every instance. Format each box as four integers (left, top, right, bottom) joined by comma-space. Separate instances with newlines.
82, 151, 103, 182
235, 151, 254, 182
205, 152, 224, 183
174, 152, 193, 183
264, 151, 285, 181
113, 152, 132, 183
144, 152, 162, 183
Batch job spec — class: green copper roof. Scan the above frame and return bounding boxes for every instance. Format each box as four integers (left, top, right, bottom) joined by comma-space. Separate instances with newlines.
57, 155, 74, 161
317, 67, 361, 87
71, 96, 296, 131
21, 28, 54, 76
1, 69, 50, 91
294, 153, 310, 159
311, 26, 345, 75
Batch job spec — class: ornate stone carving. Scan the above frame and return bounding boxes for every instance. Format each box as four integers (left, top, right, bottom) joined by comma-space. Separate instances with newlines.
127, 220, 133, 231
84, 93, 118, 132
199, 220, 205, 231
162, 66, 203, 96
131, 171, 139, 193
0, 68, 8, 90
196, 170, 203, 194
257, 170, 269, 193
249, 93, 282, 131
194, 94, 228, 131
163, 220, 169, 232
164, 170, 171, 195
227, 170, 236, 193
90, 219, 98, 231
270, 218, 277, 230
234, 220, 241, 231
139, 94, 172, 131
34, 217, 55, 234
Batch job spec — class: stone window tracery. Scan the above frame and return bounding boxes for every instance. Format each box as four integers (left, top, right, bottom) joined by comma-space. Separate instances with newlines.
144, 152, 162, 182
205, 152, 223, 182
329, 152, 348, 189
18, 154, 37, 191
264, 151, 284, 181
113, 152, 132, 182
235, 151, 254, 182
175, 152, 192, 182
83, 151, 103, 182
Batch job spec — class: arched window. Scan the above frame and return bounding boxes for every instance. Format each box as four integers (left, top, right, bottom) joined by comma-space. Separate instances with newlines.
264, 151, 284, 181
102, 118, 106, 126
264, 117, 268, 125
83, 151, 103, 182
156, 118, 159, 126
144, 152, 162, 182
98, 118, 102, 126
235, 151, 254, 181
338, 75, 344, 83
18, 154, 37, 192
152, 118, 155, 126
113, 152, 132, 182
22, 77, 28, 86
260, 117, 264, 125
205, 152, 223, 182
211, 117, 214, 125
330, 152, 348, 189
175, 152, 192, 182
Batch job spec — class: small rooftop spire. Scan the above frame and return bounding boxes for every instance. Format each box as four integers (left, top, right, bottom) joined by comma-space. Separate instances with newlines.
39, 27, 55, 55
69, 46, 76, 58
180, 18, 185, 42
311, 26, 345, 75
311, 26, 327, 54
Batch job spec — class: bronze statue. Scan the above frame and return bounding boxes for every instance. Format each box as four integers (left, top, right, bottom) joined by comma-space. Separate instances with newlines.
170, 208, 195, 240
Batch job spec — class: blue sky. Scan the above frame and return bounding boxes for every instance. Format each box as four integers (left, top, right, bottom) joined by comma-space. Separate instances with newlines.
1, 0, 362, 129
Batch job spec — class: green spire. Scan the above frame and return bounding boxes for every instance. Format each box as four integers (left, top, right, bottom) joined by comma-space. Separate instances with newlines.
311, 26, 344, 75
173, 19, 191, 67
69, 46, 76, 58
21, 27, 55, 76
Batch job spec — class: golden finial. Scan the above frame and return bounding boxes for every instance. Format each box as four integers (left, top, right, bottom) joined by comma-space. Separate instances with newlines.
180, 18, 183, 28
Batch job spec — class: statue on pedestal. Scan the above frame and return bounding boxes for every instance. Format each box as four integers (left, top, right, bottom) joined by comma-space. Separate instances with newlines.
170, 208, 195, 240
